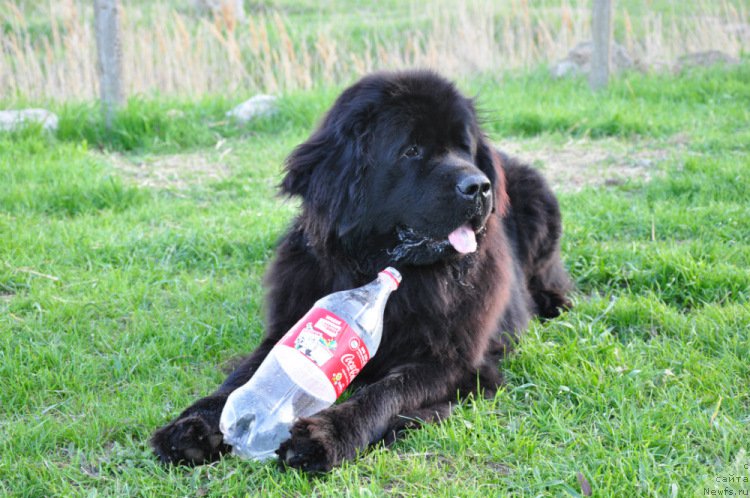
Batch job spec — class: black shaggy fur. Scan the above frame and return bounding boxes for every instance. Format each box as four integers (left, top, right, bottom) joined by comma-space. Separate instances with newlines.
151, 70, 571, 472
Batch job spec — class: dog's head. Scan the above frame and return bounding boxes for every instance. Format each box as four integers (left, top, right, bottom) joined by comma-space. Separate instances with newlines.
281, 70, 508, 268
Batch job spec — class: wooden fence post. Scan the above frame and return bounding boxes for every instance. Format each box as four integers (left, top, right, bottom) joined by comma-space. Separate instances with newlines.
94, 0, 123, 130
589, 0, 613, 91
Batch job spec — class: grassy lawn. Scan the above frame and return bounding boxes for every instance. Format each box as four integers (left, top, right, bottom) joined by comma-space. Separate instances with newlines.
2, 63, 750, 496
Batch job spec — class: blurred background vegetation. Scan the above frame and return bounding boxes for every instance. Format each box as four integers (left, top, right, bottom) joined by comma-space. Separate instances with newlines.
2, 0, 748, 100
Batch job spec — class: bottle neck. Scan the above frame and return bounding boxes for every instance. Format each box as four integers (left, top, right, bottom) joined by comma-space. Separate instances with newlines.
350, 271, 398, 323
379, 268, 401, 291
373, 274, 396, 307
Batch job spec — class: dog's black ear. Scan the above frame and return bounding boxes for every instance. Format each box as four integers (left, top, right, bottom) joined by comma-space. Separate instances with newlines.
475, 138, 509, 216
281, 78, 384, 200
281, 83, 378, 239
280, 126, 332, 198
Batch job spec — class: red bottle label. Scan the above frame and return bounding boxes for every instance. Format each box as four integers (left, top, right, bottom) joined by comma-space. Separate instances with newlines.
279, 307, 369, 397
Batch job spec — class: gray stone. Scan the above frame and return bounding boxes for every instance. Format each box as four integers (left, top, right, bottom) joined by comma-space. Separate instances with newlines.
673, 51, 740, 73
551, 41, 634, 79
0, 109, 59, 132
550, 59, 583, 79
226, 95, 278, 124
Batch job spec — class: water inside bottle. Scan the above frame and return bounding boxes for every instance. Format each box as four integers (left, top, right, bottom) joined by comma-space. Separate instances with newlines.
228, 351, 335, 460
229, 383, 295, 460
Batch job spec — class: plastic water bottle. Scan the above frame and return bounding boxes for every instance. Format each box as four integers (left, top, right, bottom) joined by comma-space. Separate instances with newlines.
219, 267, 402, 460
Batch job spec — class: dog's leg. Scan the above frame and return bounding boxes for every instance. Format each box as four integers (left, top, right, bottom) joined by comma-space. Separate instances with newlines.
381, 401, 454, 446
150, 339, 276, 465
277, 362, 459, 472
501, 156, 572, 319
528, 249, 573, 319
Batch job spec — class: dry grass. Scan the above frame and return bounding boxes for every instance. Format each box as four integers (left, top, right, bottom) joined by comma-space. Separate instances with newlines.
499, 136, 673, 192
1, 0, 748, 101
105, 150, 231, 190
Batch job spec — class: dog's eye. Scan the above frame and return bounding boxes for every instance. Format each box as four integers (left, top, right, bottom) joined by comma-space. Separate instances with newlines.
402, 145, 422, 159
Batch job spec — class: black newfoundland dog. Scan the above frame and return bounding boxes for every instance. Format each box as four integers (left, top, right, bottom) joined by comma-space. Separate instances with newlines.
152, 70, 571, 472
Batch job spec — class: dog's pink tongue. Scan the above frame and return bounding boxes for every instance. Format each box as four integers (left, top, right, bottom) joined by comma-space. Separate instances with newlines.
448, 225, 477, 254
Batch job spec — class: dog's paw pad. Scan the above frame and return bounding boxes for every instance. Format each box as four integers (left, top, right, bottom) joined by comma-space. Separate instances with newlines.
277, 418, 336, 472
151, 414, 226, 465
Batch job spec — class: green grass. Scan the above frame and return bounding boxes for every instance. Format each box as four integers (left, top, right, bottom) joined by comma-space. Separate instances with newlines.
2, 64, 750, 497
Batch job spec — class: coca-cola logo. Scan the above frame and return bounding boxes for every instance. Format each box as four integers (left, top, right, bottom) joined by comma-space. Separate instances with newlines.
340, 354, 360, 376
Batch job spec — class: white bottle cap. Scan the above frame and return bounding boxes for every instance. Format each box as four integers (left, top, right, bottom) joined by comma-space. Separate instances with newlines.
379, 267, 402, 289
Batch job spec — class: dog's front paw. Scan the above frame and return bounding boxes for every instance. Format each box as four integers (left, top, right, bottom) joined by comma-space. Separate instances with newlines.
533, 288, 572, 319
151, 413, 228, 465
277, 416, 347, 472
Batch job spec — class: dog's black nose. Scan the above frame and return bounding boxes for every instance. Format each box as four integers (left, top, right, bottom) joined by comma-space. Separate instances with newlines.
456, 174, 491, 201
